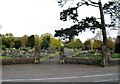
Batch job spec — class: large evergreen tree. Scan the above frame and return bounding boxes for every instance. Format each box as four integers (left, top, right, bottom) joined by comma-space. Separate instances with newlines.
55, 0, 119, 66
27, 35, 35, 49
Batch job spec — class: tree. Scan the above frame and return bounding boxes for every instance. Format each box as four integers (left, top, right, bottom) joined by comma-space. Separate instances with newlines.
55, 0, 119, 66
55, 26, 79, 42
67, 39, 82, 50
50, 38, 62, 49
76, 39, 83, 49
34, 35, 40, 46
103, 0, 119, 28
40, 33, 52, 49
107, 37, 115, 50
92, 40, 102, 50
26, 35, 35, 49
20, 35, 28, 47
41, 33, 52, 42
2, 33, 14, 48
14, 40, 22, 49
41, 40, 49, 50
66, 39, 76, 49
93, 31, 114, 50
84, 39, 91, 50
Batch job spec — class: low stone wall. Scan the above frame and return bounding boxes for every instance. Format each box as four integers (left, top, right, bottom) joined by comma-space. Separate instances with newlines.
2, 58, 35, 65
64, 57, 119, 66
108, 60, 120, 66
2, 57, 119, 66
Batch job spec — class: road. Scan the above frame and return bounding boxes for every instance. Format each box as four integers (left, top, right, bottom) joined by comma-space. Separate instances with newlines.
64, 48, 74, 57
2, 64, 119, 82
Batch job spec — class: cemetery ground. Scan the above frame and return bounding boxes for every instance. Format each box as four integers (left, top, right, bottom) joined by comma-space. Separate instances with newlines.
1, 49, 120, 65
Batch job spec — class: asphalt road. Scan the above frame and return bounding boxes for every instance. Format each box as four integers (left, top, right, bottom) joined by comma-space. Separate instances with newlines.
2, 64, 119, 82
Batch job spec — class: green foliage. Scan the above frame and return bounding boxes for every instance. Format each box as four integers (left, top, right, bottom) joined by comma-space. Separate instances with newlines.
107, 37, 115, 50
55, 17, 101, 41
20, 35, 28, 47
60, 7, 78, 22
40, 33, 53, 49
2, 33, 14, 48
66, 39, 82, 49
34, 35, 40, 46
26, 35, 35, 49
55, 25, 80, 42
103, 1, 119, 28
66, 40, 76, 49
14, 40, 22, 49
83, 39, 91, 50
41, 33, 52, 42
41, 40, 49, 49
55, 0, 118, 55
92, 40, 102, 50
50, 38, 62, 49
76, 39, 83, 49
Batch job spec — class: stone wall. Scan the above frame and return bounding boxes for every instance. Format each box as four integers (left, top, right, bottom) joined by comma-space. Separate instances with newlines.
64, 57, 119, 66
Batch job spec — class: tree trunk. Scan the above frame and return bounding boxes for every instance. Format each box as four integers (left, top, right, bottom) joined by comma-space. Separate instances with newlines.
98, 0, 111, 67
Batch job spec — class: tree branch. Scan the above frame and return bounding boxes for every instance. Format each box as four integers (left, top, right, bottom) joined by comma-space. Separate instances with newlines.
88, 0, 99, 5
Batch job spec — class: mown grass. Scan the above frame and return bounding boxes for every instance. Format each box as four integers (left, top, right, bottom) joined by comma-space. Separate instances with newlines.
0, 56, 13, 59
73, 53, 120, 60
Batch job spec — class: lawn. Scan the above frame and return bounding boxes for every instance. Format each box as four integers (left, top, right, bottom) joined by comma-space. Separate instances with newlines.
0, 56, 13, 59
73, 53, 120, 60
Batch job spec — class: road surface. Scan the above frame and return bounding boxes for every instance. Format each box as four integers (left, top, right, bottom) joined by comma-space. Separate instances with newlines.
2, 64, 119, 82
41, 48, 74, 64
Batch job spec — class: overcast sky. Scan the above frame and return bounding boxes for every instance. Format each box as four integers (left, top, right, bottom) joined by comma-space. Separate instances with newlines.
0, 0, 117, 42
